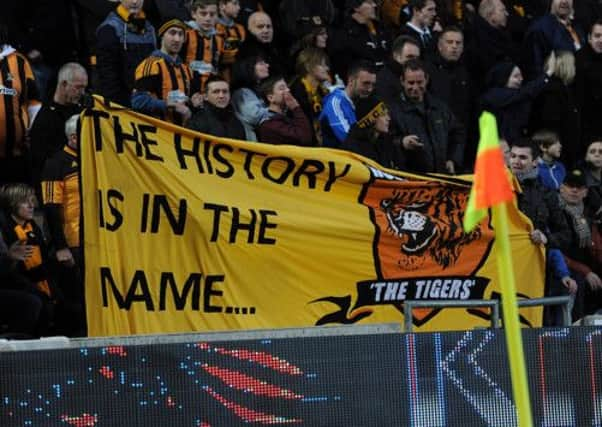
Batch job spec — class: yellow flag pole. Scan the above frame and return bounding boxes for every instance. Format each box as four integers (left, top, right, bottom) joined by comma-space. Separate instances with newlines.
492, 203, 533, 426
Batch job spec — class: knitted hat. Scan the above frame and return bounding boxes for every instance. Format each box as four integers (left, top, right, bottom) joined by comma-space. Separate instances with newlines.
564, 169, 586, 188
355, 96, 387, 129
485, 61, 516, 88
158, 18, 187, 37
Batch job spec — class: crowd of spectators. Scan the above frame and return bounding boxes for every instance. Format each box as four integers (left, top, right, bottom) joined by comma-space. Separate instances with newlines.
1, 0, 602, 337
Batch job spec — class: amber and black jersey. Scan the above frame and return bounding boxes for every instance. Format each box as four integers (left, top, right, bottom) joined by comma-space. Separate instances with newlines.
0, 48, 40, 159
134, 52, 196, 125
40, 145, 80, 249
216, 20, 246, 65
183, 29, 225, 92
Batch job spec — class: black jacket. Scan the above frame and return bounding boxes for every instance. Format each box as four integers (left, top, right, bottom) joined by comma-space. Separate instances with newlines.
342, 125, 403, 170
188, 104, 246, 140
375, 59, 404, 108
576, 43, 602, 144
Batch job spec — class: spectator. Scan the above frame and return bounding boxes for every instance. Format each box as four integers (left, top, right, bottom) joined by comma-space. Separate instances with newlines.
319, 60, 377, 148
523, 0, 584, 78
132, 18, 201, 125
187, 75, 245, 139
238, 0, 264, 27
40, 114, 86, 334
144, 0, 192, 28
509, 138, 571, 251
230, 55, 271, 140
0, 24, 41, 184
426, 26, 476, 169
389, 59, 465, 174
468, 0, 519, 90
278, 0, 336, 45
217, 0, 247, 76
583, 140, 602, 208
529, 50, 580, 168
256, 75, 312, 146
183, 0, 226, 92
289, 47, 335, 145
328, 0, 391, 78
559, 169, 602, 321
342, 95, 403, 169
533, 129, 567, 191
29, 62, 88, 191
289, 19, 331, 64
96, 0, 157, 107
399, 0, 439, 55
479, 58, 552, 145
576, 20, 602, 150
237, 11, 285, 75
375, 35, 421, 107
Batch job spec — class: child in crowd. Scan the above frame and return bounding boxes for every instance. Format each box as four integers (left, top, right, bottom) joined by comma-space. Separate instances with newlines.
184, 0, 226, 92
217, 0, 246, 75
534, 129, 566, 191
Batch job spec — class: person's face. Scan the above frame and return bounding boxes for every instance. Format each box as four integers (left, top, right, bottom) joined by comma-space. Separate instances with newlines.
401, 69, 428, 102
192, 5, 219, 31
374, 110, 391, 134
393, 43, 420, 64
349, 70, 376, 98
248, 13, 273, 43
67, 132, 79, 150
220, 0, 240, 19
506, 66, 523, 89
589, 24, 602, 54
499, 138, 511, 166
550, 0, 573, 20
120, 0, 144, 14
162, 27, 185, 56
315, 28, 328, 49
560, 183, 587, 205
310, 60, 330, 82
63, 72, 88, 104
254, 58, 270, 80
14, 196, 35, 223
267, 79, 289, 107
510, 146, 537, 174
438, 31, 463, 62
206, 80, 230, 108
489, 0, 508, 28
586, 142, 602, 169
354, 0, 377, 21
543, 141, 562, 159
415, 0, 437, 28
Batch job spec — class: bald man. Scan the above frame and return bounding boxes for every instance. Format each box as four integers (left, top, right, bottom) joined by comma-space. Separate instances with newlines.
237, 11, 285, 74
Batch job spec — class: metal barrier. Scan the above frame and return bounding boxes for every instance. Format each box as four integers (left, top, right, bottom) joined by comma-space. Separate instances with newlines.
404, 299, 500, 332
517, 296, 572, 327
403, 296, 573, 331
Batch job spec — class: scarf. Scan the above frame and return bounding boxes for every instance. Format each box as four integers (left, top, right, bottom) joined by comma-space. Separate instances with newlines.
560, 199, 592, 248
514, 167, 539, 183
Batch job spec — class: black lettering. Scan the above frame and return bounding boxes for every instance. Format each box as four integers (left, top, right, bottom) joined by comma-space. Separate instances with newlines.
84, 109, 110, 151
202, 137, 214, 174
204, 275, 224, 312
159, 272, 202, 310
100, 267, 127, 308
113, 117, 142, 156
229, 207, 257, 243
99, 189, 124, 231
174, 134, 204, 172
213, 143, 235, 178
239, 148, 266, 179
324, 161, 351, 192
292, 159, 325, 189
261, 156, 295, 184
150, 195, 187, 235
138, 124, 163, 161
258, 210, 278, 244
140, 193, 150, 232
204, 203, 229, 241
124, 270, 155, 310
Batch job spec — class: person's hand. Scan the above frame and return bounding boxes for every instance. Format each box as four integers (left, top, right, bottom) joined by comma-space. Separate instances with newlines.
190, 92, 204, 108
8, 241, 33, 262
445, 160, 455, 175
561, 276, 578, 294
402, 135, 423, 150
433, 21, 443, 33
283, 92, 299, 110
530, 229, 548, 245
586, 271, 602, 290
174, 101, 192, 121
56, 247, 75, 267
544, 51, 556, 77
27, 49, 42, 63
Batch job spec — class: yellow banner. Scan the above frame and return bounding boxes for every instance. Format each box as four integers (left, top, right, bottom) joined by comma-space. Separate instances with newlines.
81, 98, 545, 337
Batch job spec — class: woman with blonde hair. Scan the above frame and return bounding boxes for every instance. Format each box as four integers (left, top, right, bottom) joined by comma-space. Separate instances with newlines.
529, 50, 581, 168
